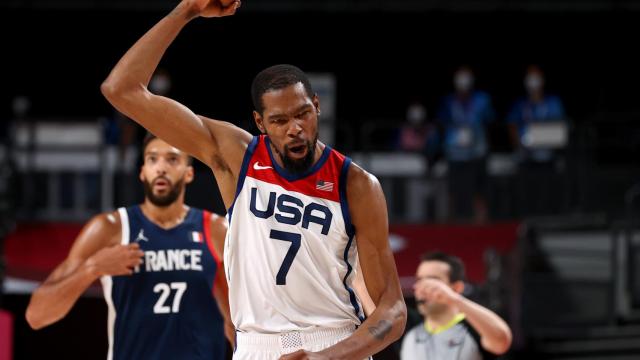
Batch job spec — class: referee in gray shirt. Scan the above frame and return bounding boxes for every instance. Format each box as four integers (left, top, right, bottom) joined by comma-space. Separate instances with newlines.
400, 252, 512, 360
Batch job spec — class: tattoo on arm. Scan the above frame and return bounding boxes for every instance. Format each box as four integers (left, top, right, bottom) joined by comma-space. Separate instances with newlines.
368, 319, 392, 341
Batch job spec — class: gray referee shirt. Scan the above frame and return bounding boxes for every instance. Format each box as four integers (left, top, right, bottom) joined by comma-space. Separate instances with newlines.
400, 315, 497, 360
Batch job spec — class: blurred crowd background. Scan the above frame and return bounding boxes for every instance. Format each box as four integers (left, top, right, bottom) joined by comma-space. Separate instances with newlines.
1, 0, 640, 359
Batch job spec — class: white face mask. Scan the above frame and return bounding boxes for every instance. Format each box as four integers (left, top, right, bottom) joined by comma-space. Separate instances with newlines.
149, 74, 171, 95
407, 104, 427, 125
454, 72, 474, 93
525, 74, 544, 94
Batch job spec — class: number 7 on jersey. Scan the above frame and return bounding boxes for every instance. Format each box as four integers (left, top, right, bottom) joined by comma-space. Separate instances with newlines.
270, 229, 301, 285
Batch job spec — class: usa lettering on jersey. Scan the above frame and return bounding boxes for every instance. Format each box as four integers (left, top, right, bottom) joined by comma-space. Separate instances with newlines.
249, 187, 333, 235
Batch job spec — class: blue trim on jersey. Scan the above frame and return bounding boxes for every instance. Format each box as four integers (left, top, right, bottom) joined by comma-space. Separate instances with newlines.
342, 233, 363, 323
339, 158, 355, 238
227, 136, 259, 223
338, 158, 364, 323
264, 136, 332, 182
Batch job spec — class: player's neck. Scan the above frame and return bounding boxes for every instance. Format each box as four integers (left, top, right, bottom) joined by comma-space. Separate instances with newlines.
140, 199, 189, 230
425, 306, 460, 330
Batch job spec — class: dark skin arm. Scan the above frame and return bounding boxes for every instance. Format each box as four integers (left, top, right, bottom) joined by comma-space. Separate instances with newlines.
208, 213, 235, 349
282, 164, 407, 360
25, 213, 143, 330
101, 0, 250, 207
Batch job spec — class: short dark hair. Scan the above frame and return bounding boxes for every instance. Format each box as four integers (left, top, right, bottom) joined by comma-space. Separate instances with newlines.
251, 64, 314, 114
420, 251, 466, 283
142, 132, 192, 165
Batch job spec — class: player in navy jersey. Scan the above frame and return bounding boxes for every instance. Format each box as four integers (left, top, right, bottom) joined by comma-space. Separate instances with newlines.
101, 0, 407, 359
26, 134, 234, 360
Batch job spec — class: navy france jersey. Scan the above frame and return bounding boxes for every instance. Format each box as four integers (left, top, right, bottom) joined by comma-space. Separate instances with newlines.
100, 206, 225, 360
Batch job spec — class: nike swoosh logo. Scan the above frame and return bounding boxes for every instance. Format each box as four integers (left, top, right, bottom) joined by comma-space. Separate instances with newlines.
253, 162, 273, 170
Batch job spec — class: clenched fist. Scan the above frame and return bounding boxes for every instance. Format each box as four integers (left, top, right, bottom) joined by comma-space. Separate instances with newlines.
182, 0, 241, 19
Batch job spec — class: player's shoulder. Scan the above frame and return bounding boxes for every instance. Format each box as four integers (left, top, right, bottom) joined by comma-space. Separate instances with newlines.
197, 208, 228, 231
345, 161, 382, 195
210, 212, 228, 227
75, 210, 123, 248
89, 210, 122, 232
196, 209, 228, 249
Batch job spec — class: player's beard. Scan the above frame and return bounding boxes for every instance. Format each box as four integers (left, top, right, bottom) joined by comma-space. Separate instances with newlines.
143, 177, 184, 207
274, 132, 318, 175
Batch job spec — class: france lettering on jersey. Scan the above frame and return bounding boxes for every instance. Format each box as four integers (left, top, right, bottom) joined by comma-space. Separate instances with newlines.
225, 135, 365, 334
100, 206, 225, 360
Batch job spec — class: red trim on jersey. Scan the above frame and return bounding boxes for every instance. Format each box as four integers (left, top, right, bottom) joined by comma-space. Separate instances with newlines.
202, 210, 222, 281
244, 136, 346, 202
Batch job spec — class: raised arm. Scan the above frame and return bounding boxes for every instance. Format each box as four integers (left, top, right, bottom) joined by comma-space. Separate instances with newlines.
100, 0, 251, 182
312, 164, 407, 359
208, 213, 235, 348
25, 213, 143, 330
416, 279, 512, 355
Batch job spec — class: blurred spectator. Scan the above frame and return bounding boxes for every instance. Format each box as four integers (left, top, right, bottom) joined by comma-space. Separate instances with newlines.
506, 65, 568, 215
507, 65, 566, 163
395, 101, 439, 163
6, 96, 30, 143
10, 96, 34, 217
437, 66, 495, 223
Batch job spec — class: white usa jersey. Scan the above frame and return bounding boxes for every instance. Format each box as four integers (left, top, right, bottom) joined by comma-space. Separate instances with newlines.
225, 135, 364, 333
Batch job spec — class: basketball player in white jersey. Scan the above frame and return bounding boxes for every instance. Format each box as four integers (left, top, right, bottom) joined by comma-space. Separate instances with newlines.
100, 1, 407, 359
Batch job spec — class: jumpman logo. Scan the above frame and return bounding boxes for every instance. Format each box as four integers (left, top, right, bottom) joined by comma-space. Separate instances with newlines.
135, 229, 149, 242
253, 162, 273, 171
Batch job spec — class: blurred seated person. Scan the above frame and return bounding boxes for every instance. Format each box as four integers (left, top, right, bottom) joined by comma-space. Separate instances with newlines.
507, 65, 567, 163
437, 66, 495, 223
395, 101, 439, 164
